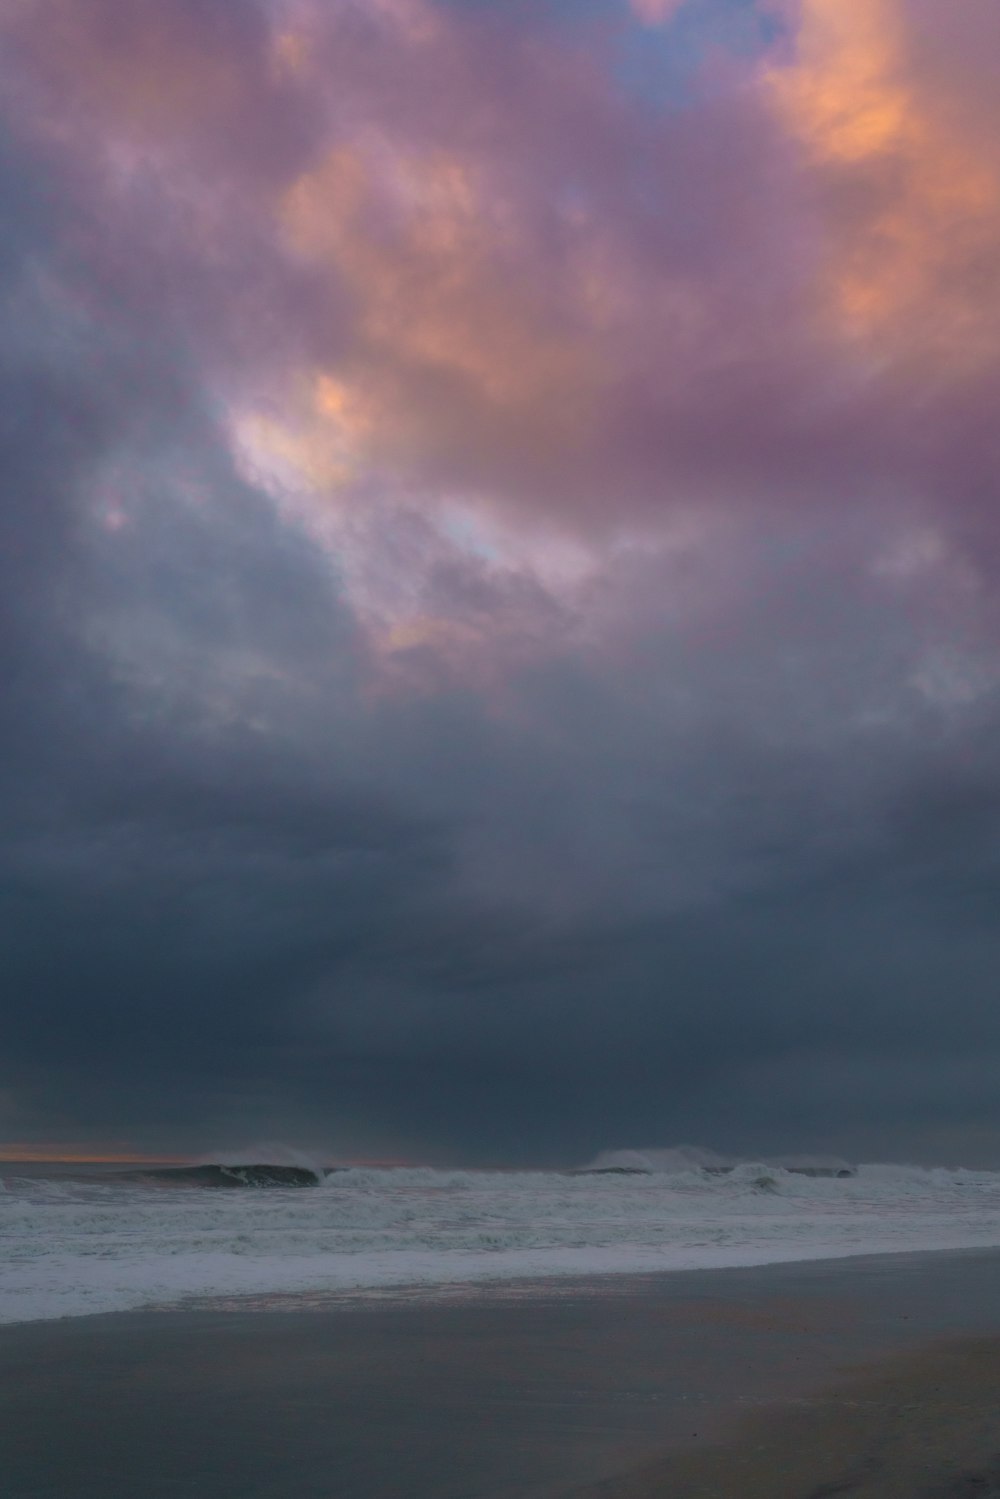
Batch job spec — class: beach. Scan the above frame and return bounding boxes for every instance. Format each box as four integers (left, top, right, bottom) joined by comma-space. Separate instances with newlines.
3, 1248, 1000, 1497
576, 1337, 1000, 1499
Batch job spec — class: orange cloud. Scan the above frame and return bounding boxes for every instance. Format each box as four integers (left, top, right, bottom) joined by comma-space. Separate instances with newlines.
231, 371, 379, 503
271, 29, 308, 79
770, 0, 909, 165
281, 141, 602, 459
770, 0, 1000, 365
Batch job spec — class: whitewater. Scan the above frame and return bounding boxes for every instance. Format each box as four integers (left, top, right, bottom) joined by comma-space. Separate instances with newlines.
4, 1157, 1000, 1325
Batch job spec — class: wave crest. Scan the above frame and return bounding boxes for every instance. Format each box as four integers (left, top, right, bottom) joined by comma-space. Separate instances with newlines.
578, 1146, 855, 1178
133, 1164, 325, 1188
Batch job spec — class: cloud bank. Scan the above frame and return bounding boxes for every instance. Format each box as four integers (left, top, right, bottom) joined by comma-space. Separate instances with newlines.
2, 0, 1000, 1164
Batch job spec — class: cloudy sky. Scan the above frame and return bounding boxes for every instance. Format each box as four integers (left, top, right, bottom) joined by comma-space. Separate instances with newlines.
2, 0, 1000, 1166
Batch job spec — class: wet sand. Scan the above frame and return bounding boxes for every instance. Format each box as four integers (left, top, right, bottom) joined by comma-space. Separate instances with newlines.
573, 1336, 1000, 1498
2, 1250, 1000, 1497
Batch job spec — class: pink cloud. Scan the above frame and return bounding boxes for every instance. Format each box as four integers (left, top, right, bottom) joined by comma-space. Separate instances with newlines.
5, 0, 1000, 674
629, 0, 687, 26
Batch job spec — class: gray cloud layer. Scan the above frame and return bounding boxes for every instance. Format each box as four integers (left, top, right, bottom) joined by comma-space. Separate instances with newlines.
3, 1, 1000, 1165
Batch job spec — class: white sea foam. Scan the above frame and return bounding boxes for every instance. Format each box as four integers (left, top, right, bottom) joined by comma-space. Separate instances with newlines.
3, 1158, 1000, 1325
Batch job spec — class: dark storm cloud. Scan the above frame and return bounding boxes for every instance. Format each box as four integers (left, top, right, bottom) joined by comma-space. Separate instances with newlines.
3, 0, 1000, 1166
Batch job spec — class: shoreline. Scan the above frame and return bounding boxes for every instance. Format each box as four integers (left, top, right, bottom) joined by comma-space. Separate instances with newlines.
10, 1236, 1000, 1330
158, 1240, 1000, 1317
10, 1157, 1000, 1329
3, 1249, 1000, 1496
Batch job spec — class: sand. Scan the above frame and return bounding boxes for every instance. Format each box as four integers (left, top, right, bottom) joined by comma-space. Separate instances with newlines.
2, 1250, 1000, 1497
572, 1338, 1000, 1498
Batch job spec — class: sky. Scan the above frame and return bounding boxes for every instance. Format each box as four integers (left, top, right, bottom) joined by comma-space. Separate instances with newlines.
2, 0, 1000, 1167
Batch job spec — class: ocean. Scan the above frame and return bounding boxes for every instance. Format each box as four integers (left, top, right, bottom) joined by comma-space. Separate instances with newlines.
5, 1154, 1000, 1325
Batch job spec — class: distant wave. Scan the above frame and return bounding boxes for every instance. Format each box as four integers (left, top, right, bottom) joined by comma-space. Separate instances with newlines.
130, 1164, 327, 1189
577, 1146, 856, 1178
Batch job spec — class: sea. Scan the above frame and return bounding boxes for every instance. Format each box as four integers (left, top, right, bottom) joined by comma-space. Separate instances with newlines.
4, 1148, 1000, 1326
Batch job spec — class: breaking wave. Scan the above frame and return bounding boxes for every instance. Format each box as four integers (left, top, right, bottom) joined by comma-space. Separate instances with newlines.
6, 1148, 1000, 1326
578, 1146, 856, 1178
129, 1164, 326, 1189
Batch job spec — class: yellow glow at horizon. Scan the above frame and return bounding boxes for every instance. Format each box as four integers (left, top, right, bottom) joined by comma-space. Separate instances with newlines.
0, 1144, 187, 1163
